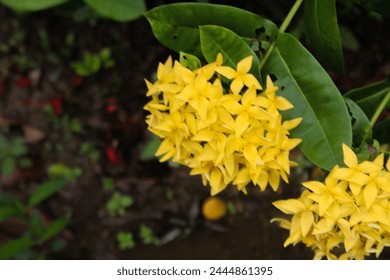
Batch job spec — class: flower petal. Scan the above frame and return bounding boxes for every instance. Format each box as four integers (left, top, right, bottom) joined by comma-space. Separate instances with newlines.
216, 66, 236, 79
342, 144, 358, 167
273, 199, 306, 215
300, 210, 314, 236
363, 182, 378, 208
318, 192, 334, 216
237, 56, 253, 73
230, 78, 244, 95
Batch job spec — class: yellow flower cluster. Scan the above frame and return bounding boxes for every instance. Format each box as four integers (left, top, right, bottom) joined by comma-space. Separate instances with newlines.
144, 54, 302, 195
273, 144, 390, 259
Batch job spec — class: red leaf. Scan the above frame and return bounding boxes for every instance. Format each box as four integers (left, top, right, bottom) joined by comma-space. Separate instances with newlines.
106, 97, 117, 113
49, 97, 62, 115
105, 145, 123, 164
72, 76, 84, 87
15, 77, 32, 87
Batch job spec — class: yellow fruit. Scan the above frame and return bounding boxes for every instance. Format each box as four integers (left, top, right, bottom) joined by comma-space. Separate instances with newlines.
202, 197, 227, 221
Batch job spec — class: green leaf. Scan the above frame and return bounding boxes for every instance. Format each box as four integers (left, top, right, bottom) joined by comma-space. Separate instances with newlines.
0, 206, 24, 223
116, 231, 135, 250
10, 137, 27, 156
84, 0, 145, 22
106, 192, 134, 217
200, 25, 260, 80
28, 179, 67, 208
0, 237, 34, 260
139, 224, 160, 246
179, 52, 201, 71
0, 0, 68, 11
263, 33, 352, 171
344, 98, 372, 146
47, 163, 80, 181
39, 218, 69, 243
70, 51, 101, 76
1, 157, 15, 178
339, 26, 359, 51
144, 3, 278, 58
102, 177, 115, 191
344, 78, 390, 119
0, 194, 25, 222
29, 210, 46, 238
304, 0, 344, 75
140, 135, 161, 160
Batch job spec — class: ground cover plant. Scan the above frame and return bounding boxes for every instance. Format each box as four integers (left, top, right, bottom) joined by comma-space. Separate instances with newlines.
0, 0, 389, 260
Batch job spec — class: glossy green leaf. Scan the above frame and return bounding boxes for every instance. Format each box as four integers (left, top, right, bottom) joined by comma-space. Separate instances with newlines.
84, 0, 145, 22
144, 3, 278, 58
200, 25, 260, 79
39, 218, 69, 243
263, 33, 352, 170
0, 237, 34, 260
0, 0, 68, 11
180, 52, 201, 71
344, 98, 372, 146
304, 0, 344, 75
344, 78, 390, 119
28, 179, 67, 208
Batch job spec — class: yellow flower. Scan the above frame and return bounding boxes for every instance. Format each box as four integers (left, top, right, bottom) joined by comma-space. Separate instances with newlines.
144, 54, 301, 195
216, 56, 261, 95
273, 144, 390, 259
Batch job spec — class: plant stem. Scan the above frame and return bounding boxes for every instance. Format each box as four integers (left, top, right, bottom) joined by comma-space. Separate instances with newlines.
259, 0, 303, 70
369, 89, 390, 128
279, 0, 304, 33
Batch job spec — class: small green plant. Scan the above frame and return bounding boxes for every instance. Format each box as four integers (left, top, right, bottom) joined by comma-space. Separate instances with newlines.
105, 191, 134, 217
47, 163, 82, 181
81, 142, 100, 163
70, 48, 115, 77
0, 131, 32, 178
139, 224, 161, 246
116, 231, 135, 250
0, 158, 81, 259
102, 177, 115, 191
0, 179, 70, 259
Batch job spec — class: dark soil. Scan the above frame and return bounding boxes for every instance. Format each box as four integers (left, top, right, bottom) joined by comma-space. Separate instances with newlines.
0, 1, 389, 260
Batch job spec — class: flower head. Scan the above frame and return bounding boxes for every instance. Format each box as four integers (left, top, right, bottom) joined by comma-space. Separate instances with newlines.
144, 54, 301, 195
273, 144, 390, 259
216, 56, 262, 95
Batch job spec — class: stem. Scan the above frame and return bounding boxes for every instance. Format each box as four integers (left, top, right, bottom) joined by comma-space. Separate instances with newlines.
279, 0, 304, 33
369, 89, 390, 128
259, 0, 303, 70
